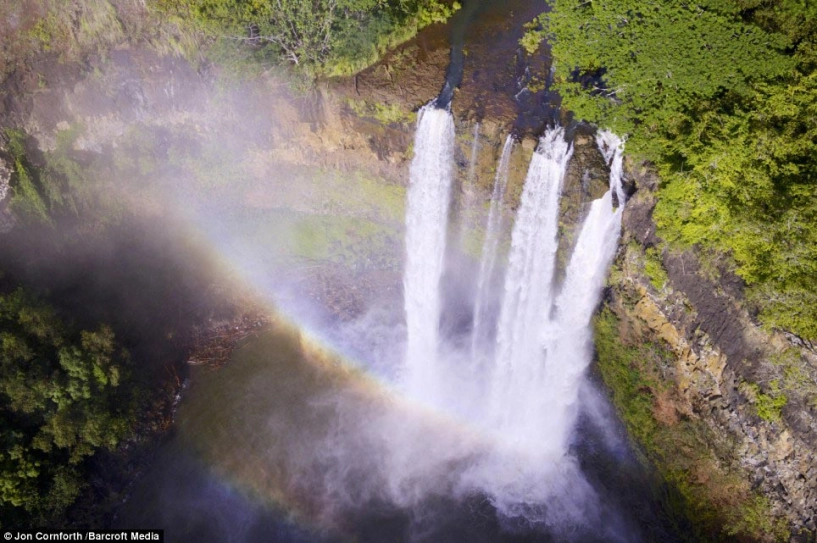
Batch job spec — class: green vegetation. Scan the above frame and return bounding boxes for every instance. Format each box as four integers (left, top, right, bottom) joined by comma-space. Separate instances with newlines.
0, 288, 139, 527
594, 309, 790, 541
643, 246, 668, 291
2, 0, 453, 83
347, 98, 416, 125
151, 0, 459, 78
4, 129, 58, 224
772, 348, 817, 410
740, 380, 788, 423
529, 0, 817, 341
2, 126, 104, 226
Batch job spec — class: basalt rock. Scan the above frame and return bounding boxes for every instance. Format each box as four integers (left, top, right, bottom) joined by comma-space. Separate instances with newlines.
603, 162, 817, 539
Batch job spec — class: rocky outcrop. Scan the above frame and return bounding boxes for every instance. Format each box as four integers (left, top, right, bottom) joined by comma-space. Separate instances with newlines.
604, 164, 817, 540
0, 142, 14, 232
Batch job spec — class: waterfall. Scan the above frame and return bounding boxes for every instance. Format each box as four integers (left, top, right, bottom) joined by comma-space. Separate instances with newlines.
403, 106, 456, 403
399, 115, 627, 511
470, 135, 514, 359
535, 130, 626, 455
488, 128, 572, 449
597, 130, 627, 207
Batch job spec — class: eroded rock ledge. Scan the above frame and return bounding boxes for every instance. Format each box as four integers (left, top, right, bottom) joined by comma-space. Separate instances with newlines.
604, 164, 817, 540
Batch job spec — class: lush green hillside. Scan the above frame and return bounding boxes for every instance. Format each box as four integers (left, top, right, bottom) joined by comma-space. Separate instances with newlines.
526, 0, 817, 341
0, 0, 458, 84
151, 0, 459, 78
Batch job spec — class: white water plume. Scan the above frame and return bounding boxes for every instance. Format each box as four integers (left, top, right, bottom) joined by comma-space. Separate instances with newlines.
403, 105, 456, 405
470, 134, 514, 360
539, 190, 625, 456
454, 131, 627, 523
488, 127, 572, 448
347, 123, 627, 527
596, 130, 627, 207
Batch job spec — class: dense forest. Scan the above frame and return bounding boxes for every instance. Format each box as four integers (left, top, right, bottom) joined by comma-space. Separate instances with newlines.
0, 0, 459, 82
524, 0, 817, 341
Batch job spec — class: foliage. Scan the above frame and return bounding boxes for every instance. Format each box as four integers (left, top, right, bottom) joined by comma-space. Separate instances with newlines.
643, 246, 668, 290
519, 13, 546, 55
542, 0, 793, 142
594, 309, 790, 541
536, 0, 817, 340
4, 129, 53, 224
25, 0, 124, 58
347, 98, 415, 124
772, 348, 817, 409
742, 381, 788, 422
0, 0, 206, 82
2, 127, 93, 225
149, 0, 459, 77
0, 288, 137, 526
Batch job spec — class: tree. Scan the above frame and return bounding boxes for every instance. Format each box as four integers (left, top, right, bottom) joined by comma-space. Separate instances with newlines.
151, 0, 459, 76
531, 0, 817, 340
0, 289, 136, 526
541, 0, 792, 146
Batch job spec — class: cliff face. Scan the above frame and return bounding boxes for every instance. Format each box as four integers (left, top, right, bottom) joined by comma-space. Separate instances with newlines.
602, 163, 817, 540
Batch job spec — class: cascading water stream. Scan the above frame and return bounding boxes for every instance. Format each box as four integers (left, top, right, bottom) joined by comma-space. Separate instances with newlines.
403, 105, 456, 404
470, 135, 514, 359
537, 130, 626, 455
400, 114, 627, 515
487, 128, 572, 447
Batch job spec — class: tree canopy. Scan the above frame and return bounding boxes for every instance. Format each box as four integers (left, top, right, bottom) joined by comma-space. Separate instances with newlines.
152, 0, 459, 77
0, 288, 137, 526
530, 0, 817, 340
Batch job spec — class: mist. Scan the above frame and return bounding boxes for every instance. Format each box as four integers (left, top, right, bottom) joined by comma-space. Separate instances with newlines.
0, 3, 690, 542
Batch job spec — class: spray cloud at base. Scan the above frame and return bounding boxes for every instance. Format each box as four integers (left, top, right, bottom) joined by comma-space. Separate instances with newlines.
382, 105, 630, 528
145, 103, 636, 541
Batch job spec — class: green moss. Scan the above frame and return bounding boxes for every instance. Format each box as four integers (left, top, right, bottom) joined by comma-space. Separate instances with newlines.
743, 381, 788, 423
4, 129, 51, 224
644, 246, 669, 290
594, 310, 662, 447
347, 98, 415, 125
771, 349, 817, 409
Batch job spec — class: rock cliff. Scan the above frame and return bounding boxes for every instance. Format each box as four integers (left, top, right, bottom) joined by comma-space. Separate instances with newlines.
601, 163, 817, 540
